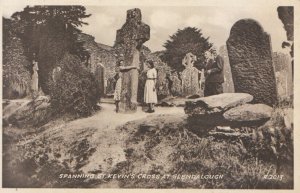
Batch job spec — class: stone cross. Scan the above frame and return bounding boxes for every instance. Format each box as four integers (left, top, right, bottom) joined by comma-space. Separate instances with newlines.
115, 8, 150, 112
226, 19, 278, 106
181, 52, 201, 97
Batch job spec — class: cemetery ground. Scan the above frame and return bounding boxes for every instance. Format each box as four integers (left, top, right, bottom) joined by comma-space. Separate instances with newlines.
2, 96, 293, 188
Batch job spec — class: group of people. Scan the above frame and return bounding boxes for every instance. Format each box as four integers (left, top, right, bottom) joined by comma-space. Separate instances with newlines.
113, 48, 224, 113
113, 60, 157, 113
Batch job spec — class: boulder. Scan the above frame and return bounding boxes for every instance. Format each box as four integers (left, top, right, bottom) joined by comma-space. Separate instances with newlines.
185, 93, 253, 115
6, 96, 52, 127
223, 104, 272, 121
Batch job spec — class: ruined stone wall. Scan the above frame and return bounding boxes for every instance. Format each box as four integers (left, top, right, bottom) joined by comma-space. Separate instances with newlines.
78, 33, 117, 94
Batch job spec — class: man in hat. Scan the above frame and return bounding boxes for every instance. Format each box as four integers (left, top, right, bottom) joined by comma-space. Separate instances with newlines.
203, 48, 224, 96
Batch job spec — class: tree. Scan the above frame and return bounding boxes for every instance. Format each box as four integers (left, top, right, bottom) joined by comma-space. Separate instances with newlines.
10, 6, 90, 93
161, 27, 213, 72
49, 53, 100, 117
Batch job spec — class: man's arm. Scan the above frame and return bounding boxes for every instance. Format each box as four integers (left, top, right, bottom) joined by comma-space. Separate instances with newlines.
208, 55, 224, 74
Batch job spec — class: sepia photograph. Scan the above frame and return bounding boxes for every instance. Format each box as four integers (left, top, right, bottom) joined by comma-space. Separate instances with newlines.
1, 0, 298, 190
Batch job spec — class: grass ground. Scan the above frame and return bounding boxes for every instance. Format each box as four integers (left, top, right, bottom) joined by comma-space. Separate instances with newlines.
2, 101, 293, 188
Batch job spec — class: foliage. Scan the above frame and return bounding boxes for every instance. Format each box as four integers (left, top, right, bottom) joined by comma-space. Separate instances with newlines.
49, 53, 100, 117
2, 18, 31, 99
161, 27, 213, 72
3, 127, 99, 188
114, 115, 293, 188
10, 6, 90, 94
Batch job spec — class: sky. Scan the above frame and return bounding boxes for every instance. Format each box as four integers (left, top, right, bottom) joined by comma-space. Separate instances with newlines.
2, 5, 290, 53
80, 6, 289, 53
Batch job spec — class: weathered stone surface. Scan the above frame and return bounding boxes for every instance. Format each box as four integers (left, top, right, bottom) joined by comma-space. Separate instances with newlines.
185, 93, 253, 115
4, 96, 52, 127
181, 53, 201, 96
226, 19, 278, 106
114, 8, 150, 112
272, 52, 293, 99
169, 72, 182, 96
219, 45, 234, 93
94, 63, 105, 96
223, 104, 272, 123
277, 6, 294, 41
277, 6, 294, 80
77, 33, 117, 95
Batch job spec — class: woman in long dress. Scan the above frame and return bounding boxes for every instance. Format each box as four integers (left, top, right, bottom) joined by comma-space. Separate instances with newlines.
144, 60, 157, 113
113, 60, 137, 112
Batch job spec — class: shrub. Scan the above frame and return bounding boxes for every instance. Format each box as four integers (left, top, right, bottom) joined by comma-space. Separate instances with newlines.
49, 53, 100, 117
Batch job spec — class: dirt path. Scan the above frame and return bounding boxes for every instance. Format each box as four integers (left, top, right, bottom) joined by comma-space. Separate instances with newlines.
38, 103, 185, 175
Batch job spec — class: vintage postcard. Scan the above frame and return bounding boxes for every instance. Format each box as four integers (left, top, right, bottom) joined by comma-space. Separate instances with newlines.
1, 0, 299, 192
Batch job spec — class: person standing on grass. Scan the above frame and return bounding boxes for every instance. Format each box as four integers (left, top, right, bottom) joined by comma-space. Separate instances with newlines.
144, 60, 157, 113
113, 59, 138, 113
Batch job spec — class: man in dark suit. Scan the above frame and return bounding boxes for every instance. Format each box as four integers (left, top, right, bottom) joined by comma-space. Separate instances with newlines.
204, 49, 224, 96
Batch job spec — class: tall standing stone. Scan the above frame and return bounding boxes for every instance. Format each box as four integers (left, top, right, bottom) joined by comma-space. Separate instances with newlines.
273, 52, 293, 99
277, 6, 294, 80
115, 8, 150, 112
226, 19, 278, 106
219, 45, 235, 93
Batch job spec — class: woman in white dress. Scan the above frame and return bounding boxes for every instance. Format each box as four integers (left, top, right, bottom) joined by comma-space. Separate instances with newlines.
113, 60, 137, 112
144, 60, 157, 113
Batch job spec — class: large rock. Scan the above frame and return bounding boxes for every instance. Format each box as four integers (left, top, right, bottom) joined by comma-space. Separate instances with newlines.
223, 104, 273, 125
226, 19, 278, 106
5, 96, 52, 127
185, 93, 253, 115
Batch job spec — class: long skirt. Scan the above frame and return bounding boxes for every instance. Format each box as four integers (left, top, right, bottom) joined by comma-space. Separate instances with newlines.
144, 79, 157, 103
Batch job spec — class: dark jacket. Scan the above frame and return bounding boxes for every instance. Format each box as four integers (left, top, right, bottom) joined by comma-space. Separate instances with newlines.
205, 55, 224, 83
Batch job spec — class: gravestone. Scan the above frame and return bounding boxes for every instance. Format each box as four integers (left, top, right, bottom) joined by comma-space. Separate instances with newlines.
94, 63, 105, 96
181, 53, 201, 97
226, 19, 278, 106
272, 52, 293, 99
31, 60, 39, 92
169, 72, 182, 96
52, 66, 62, 83
115, 8, 150, 112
